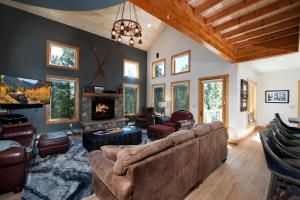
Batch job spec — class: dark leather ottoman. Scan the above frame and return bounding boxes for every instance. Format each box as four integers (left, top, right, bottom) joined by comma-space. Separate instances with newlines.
82, 126, 142, 152
38, 132, 69, 158
147, 124, 176, 139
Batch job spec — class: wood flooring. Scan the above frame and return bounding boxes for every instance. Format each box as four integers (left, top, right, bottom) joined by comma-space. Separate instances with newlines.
0, 133, 277, 200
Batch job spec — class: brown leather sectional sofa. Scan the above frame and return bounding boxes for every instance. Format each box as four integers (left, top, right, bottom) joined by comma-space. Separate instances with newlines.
88, 121, 228, 200
0, 125, 36, 193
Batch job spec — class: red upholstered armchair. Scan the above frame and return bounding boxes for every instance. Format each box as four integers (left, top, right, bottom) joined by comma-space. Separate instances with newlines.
162, 110, 195, 130
147, 110, 195, 139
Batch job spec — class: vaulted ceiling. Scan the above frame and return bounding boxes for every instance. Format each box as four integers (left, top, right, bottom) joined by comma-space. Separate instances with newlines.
130, 0, 300, 63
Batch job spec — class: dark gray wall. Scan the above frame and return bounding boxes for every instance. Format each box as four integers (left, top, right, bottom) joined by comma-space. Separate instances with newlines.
0, 4, 147, 133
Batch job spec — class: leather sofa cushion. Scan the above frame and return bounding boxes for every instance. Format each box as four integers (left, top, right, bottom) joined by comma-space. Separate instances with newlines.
101, 145, 137, 161
168, 130, 195, 145
113, 138, 173, 175
38, 132, 69, 148
147, 124, 176, 134
171, 111, 193, 122
192, 124, 212, 137
0, 140, 21, 152
162, 122, 177, 128
209, 121, 225, 130
1, 125, 36, 140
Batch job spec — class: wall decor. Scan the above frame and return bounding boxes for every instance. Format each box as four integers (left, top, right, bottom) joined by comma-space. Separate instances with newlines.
171, 50, 191, 75
240, 79, 248, 112
46, 40, 80, 70
265, 90, 289, 103
152, 59, 165, 79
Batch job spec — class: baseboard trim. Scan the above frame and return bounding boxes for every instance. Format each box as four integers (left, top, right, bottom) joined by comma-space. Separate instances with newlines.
228, 126, 262, 145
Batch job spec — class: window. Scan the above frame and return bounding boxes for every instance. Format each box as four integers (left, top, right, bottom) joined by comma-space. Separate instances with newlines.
247, 81, 257, 125
152, 84, 165, 114
171, 50, 190, 75
46, 75, 79, 124
171, 80, 190, 112
152, 59, 165, 79
123, 59, 139, 79
46, 40, 80, 71
123, 83, 139, 115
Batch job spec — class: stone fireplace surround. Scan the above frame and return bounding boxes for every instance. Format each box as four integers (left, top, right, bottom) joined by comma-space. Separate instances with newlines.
81, 94, 128, 131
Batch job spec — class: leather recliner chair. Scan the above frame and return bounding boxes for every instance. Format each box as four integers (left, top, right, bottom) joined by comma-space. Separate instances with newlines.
0, 124, 37, 193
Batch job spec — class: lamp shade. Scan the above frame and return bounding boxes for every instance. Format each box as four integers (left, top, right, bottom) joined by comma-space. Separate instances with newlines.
159, 102, 168, 108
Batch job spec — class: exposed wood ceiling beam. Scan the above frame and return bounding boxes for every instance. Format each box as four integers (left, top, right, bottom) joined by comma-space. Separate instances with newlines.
237, 45, 298, 62
227, 18, 299, 44
194, 0, 223, 15
206, 0, 263, 24
130, 0, 237, 62
234, 27, 299, 48
222, 6, 300, 38
237, 34, 299, 55
215, 0, 300, 32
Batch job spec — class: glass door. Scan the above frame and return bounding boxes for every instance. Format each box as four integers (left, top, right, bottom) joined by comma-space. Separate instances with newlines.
198, 75, 228, 124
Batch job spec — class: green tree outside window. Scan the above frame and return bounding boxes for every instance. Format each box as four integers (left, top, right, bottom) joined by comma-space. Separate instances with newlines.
124, 84, 139, 115
173, 82, 189, 112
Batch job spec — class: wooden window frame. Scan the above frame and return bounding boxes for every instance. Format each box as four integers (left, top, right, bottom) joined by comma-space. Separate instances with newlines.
152, 59, 166, 79
123, 83, 140, 116
46, 75, 79, 124
152, 83, 166, 114
46, 40, 80, 71
171, 50, 191, 75
198, 75, 229, 126
171, 80, 190, 113
247, 80, 257, 127
298, 80, 300, 127
123, 59, 140, 79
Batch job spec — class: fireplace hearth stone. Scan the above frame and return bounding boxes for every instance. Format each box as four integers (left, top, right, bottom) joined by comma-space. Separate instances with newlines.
81, 96, 127, 131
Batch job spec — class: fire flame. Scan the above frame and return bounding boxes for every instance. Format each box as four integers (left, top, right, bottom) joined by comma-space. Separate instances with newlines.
95, 103, 110, 113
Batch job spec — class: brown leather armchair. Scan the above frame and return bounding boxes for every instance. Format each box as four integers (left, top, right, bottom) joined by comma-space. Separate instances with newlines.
135, 107, 154, 128
0, 124, 37, 193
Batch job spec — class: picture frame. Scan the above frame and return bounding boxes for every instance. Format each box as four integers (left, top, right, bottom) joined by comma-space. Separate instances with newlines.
152, 59, 166, 79
265, 90, 289, 103
240, 79, 248, 112
171, 50, 191, 75
46, 40, 80, 71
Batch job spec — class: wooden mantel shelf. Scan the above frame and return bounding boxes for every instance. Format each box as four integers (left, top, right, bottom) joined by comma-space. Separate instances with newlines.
83, 93, 123, 98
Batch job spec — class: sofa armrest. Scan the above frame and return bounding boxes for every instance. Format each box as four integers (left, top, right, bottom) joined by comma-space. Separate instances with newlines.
0, 147, 26, 167
88, 150, 132, 200
177, 119, 195, 130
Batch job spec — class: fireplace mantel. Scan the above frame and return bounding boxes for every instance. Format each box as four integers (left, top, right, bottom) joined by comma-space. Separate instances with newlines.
83, 93, 123, 98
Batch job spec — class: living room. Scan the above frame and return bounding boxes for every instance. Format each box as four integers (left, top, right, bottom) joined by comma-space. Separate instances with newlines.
0, 0, 300, 200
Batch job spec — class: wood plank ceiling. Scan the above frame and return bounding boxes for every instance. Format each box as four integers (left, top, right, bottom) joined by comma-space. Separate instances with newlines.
130, 0, 300, 63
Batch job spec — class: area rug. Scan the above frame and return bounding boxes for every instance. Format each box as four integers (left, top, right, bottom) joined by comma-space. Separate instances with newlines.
22, 140, 93, 200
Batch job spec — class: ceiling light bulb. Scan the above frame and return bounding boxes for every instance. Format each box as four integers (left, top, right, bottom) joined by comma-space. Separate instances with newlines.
117, 35, 122, 43
135, 27, 139, 33
147, 23, 152, 28
278, 58, 285, 61
129, 37, 134, 46
120, 22, 125, 31
111, 28, 116, 36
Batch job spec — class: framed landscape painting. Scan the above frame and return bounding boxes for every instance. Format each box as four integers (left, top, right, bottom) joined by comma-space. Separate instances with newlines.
171, 50, 190, 75
46, 40, 80, 70
152, 59, 165, 79
265, 90, 289, 103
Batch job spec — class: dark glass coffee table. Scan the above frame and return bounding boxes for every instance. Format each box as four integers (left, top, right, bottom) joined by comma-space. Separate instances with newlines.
82, 126, 142, 152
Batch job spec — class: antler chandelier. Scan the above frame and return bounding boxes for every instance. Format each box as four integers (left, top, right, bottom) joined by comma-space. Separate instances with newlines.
111, 1, 142, 47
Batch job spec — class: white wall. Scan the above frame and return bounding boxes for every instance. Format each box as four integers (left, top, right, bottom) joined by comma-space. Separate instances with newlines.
257, 68, 300, 126
147, 26, 240, 139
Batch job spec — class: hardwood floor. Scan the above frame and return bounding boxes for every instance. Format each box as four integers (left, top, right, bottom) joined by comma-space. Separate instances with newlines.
1, 133, 271, 200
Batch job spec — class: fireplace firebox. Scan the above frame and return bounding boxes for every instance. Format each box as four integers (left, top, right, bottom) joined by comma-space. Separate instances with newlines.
92, 99, 114, 120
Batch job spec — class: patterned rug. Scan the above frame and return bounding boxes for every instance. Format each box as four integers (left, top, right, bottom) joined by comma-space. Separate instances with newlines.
21, 140, 93, 200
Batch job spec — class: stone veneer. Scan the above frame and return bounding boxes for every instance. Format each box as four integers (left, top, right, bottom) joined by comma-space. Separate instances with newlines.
81, 96, 128, 131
